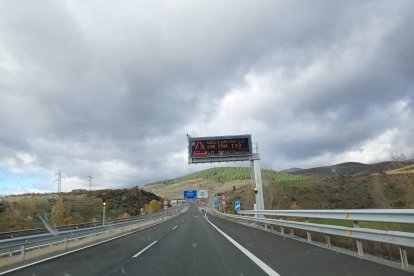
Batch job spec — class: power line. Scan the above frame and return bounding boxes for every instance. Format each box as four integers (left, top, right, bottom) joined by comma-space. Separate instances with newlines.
88, 175, 93, 191
55, 170, 65, 193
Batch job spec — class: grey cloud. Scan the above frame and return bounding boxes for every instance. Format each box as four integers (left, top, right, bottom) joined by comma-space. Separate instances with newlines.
1, 1, 414, 193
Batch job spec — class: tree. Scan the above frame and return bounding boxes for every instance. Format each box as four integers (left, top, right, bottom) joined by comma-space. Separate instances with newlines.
290, 201, 301, 210
391, 152, 406, 161
117, 212, 130, 219
148, 199, 160, 214
0, 200, 9, 214
0, 198, 37, 231
50, 197, 76, 226
143, 204, 150, 215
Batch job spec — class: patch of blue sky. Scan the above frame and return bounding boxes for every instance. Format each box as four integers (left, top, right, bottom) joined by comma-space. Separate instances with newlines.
0, 167, 47, 195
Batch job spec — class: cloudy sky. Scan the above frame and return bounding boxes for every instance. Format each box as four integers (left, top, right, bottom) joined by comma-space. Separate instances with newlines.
0, 0, 413, 195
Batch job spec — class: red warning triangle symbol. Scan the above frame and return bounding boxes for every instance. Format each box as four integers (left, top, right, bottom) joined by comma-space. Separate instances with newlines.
193, 141, 208, 155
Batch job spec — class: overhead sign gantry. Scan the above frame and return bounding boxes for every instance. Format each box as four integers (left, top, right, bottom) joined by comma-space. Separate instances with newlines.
187, 134, 264, 213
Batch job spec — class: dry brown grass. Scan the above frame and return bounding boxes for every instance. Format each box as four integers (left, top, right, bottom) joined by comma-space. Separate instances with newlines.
385, 165, 414, 174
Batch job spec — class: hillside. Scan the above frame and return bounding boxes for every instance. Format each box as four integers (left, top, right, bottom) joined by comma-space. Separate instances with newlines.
147, 167, 309, 186
0, 187, 160, 232
145, 162, 414, 212
295, 161, 414, 177
385, 164, 414, 174
146, 167, 253, 185
144, 167, 310, 200
282, 167, 303, 173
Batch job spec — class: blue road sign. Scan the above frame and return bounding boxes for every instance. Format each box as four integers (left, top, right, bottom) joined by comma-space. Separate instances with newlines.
213, 199, 219, 207
234, 200, 240, 211
184, 190, 197, 199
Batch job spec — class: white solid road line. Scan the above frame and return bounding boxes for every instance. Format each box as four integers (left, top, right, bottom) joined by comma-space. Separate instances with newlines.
204, 217, 280, 276
172, 226, 178, 230
132, 240, 158, 258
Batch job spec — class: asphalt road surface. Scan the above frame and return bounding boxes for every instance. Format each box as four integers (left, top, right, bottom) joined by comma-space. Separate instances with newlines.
5, 205, 411, 276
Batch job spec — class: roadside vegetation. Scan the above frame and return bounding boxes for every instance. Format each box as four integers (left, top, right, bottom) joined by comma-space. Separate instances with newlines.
0, 187, 161, 232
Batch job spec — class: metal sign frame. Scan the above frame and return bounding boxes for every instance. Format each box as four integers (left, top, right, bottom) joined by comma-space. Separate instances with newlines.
186, 133, 264, 214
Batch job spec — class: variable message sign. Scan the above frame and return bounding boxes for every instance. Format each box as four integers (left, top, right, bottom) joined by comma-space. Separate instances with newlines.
188, 135, 252, 163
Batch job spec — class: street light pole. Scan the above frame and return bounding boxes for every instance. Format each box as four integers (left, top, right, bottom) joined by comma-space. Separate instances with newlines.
102, 199, 107, 226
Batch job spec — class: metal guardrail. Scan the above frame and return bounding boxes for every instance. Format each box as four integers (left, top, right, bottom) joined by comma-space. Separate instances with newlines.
210, 208, 414, 269
238, 209, 414, 224
0, 206, 187, 264
0, 207, 182, 240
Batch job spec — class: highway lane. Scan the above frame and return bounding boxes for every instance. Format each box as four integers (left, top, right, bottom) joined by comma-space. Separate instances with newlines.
207, 212, 412, 276
6, 205, 268, 276
106, 205, 267, 276
3, 210, 188, 275
0, 207, 184, 255
6, 204, 410, 276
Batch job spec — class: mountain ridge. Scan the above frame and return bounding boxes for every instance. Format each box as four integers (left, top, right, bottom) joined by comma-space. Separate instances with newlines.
294, 161, 414, 177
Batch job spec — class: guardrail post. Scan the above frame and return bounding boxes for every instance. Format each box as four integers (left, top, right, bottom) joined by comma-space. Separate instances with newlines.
356, 240, 364, 256
21, 245, 25, 261
281, 227, 284, 235
353, 221, 364, 256
64, 237, 68, 250
305, 218, 312, 242
325, 235, 331, 249
290, 229, 294, 238
399, 247, 409, 269
9, 247, 12, 256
